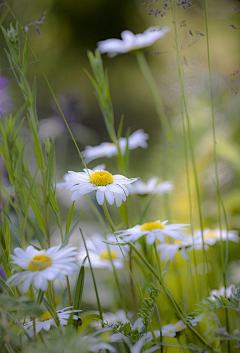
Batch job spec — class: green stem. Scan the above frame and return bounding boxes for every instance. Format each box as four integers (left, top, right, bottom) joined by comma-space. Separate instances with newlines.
171, 2, 208, 297
129, 242, 218, 352
80, 229, 103, 326
102, 202, 141, 302
203, 2, 230, 348
136, 51, 173, 140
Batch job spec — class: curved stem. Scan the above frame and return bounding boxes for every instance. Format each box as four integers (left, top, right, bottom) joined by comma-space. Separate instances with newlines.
129, 242, 218, 352
136, 51, 173, 140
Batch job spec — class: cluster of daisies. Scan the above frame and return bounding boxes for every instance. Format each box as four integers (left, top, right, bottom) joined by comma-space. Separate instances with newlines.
4, 25, 240, 352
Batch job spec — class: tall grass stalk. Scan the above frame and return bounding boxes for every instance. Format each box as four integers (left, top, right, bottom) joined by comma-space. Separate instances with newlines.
81, 229, 104, 326
171, 1, 208, 298
204, 2, 230, 347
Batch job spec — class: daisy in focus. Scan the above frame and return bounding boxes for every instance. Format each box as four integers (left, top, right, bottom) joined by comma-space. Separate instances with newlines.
193, 228, 239, 247
98, 26, 170, 57
78, 234, 128, 270
130, 177, 174, 195
118, 220, 189, 245
23, 307, 81, 336
82, 129, 149, 164
7, 244, 79, 293
59, 167, 138, 207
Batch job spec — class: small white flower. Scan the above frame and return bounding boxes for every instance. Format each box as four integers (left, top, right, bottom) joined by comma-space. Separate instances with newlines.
78, 234, 128, 270
208, 285, 235, 301
98, 27, 170, 57
194, 228, 239, 247
23, 307, 81, 336
6, 244, 79, 293
82, 129, 149, 164
59, 167, 138, 207
118, 220, 189, 245
130, 177, 174, 195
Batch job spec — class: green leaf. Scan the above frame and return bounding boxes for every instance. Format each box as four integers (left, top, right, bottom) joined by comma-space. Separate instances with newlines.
61, 208, 88, 249
65, 201, 75, 235
2, 209, 22, 247
45, 139, 55, 197
72, 265, 85, 329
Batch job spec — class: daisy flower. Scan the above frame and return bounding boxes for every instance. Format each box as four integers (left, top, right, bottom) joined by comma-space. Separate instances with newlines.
23, 307, 81, 336
130, 177, 174, 195
98, 26, 170, 57
194, 228, 239, 246
118, 220, 189, 245
157, 235, 199, 261
7, 244, 79, 293
59, 167, 138, 207
82, 129, 149, 164
78, 234, 128, 270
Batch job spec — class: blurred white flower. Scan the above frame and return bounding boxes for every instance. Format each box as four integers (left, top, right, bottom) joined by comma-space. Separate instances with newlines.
78, 234, 128, 270
23, 307, 81, 336
118, 221, 189, 245
208, 284, 235, 300
194, 228, 239, 246
130, 177, 174, 195
98, 27, 170, 57
157, 237, 192, 261
82, 129, 149, 164
7, 245, 79, 293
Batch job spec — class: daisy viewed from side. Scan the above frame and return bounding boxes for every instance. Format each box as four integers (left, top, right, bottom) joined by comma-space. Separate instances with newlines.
7, 244, 79, 293
208, 284, 235, 301
23, 307, 81, 336
130, 177, 174, 195
194, 228, 239, 246
82, 129, 149, 164
98, 26, 170, 57
59, 167, 138, 207
118, 220, 189, 245
78, 234, 128, 270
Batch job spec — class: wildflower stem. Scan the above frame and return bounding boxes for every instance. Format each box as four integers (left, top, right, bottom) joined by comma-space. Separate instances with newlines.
135, 51, 172, 140
102, 202, 141, 304
66, 276, 72, 306
204, 2, 230, 348
80, 229, 104, 326
129, 242, 218, 352
171, 2, 208, 298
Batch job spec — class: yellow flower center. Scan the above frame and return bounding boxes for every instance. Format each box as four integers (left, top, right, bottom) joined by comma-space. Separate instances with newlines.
89, 171, 114, 186
168, 329, 173, 333
100, 250, 118, 260
38, 311, 52, 322
140, 222, 165, 232
176, 325, 182, 330
27, 254, 52, 271
174, 240, 183, 245
204, 230, 218, 239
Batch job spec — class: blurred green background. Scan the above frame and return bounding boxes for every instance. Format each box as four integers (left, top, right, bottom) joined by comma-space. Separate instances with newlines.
1, 0, 240, 323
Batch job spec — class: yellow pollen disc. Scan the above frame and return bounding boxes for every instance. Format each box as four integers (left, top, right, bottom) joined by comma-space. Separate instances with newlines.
38, 311, 52, 322
140, 222, 165, 232
176, 325, 182, 330
168, 329, 173, 333
174, 240, 183, 245
100, 250, 118, 260
27, 254, 52, 271
89, 171, 114, 186
204, 230, 218, 239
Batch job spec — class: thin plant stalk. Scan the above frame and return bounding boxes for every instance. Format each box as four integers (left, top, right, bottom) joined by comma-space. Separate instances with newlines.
204, 2, 230, 346
171, 2, 208, 297
129, 242, 218, 353
80, 229, 104, 326
136, 51, 172, 140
